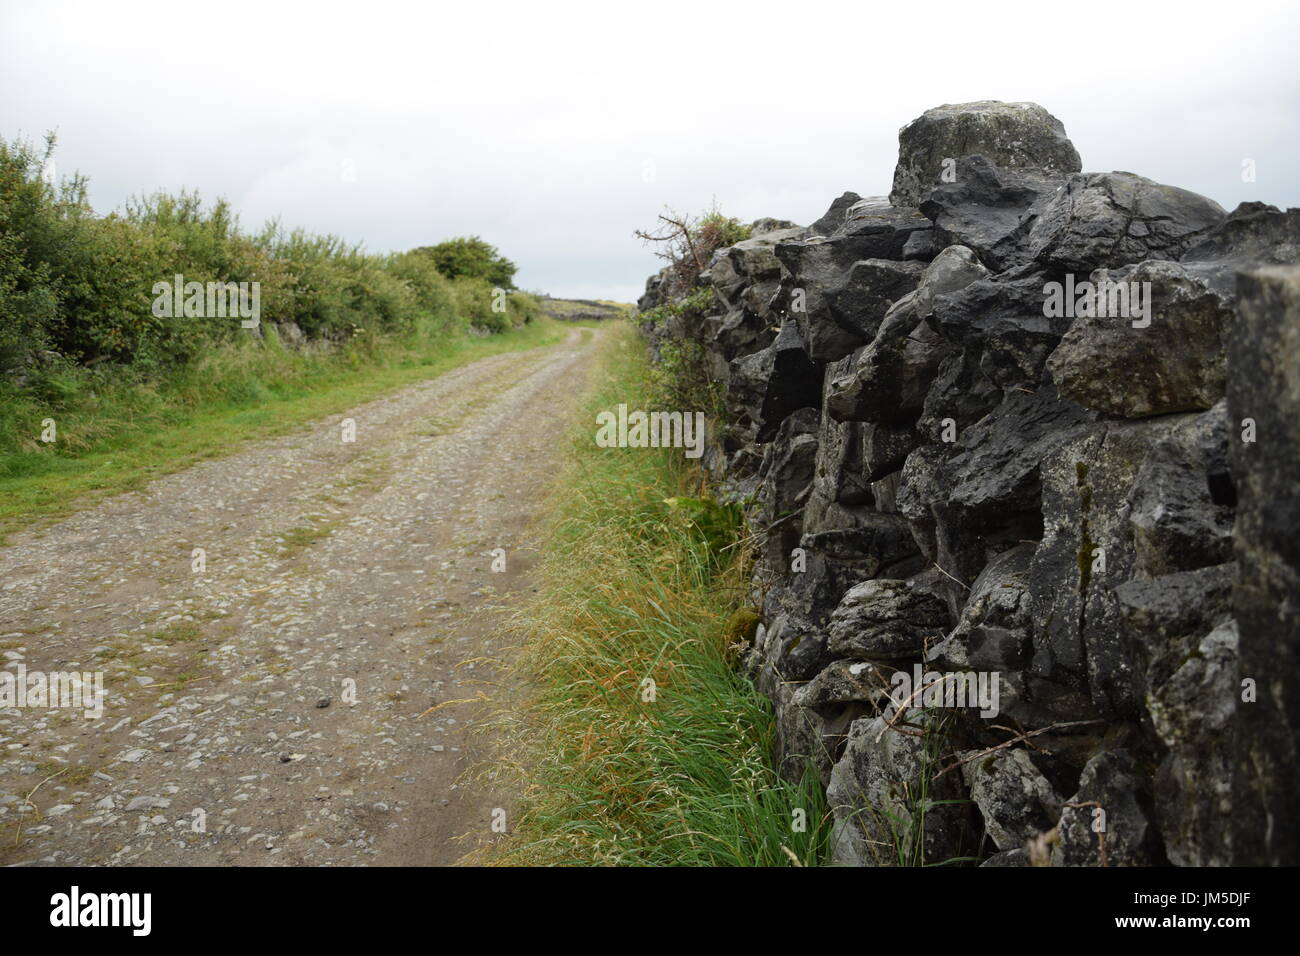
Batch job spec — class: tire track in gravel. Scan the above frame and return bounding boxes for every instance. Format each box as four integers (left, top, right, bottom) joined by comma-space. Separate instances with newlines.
0, 327, 598, 866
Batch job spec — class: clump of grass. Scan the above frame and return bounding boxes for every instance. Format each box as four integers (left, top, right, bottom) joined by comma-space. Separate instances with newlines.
150, 621, 202, 644
40, 763, 95, 786
275, 518, 339, 557
483, 322, 829, 866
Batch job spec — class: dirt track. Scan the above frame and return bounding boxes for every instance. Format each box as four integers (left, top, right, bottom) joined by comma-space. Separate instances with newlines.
0, 329, 595, 866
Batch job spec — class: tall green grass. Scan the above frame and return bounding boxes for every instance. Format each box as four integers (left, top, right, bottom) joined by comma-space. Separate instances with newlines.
484, 322, 830, 866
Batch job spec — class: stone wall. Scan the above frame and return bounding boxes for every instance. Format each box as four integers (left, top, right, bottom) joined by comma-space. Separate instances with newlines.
637, 101, 1300, 866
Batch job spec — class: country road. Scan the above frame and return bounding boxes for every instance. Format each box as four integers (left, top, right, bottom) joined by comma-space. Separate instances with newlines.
0, 328, 597, 866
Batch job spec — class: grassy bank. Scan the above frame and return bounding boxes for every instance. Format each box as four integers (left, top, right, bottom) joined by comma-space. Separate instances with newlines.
486, 321, 829, 866
0, 317, 565, 540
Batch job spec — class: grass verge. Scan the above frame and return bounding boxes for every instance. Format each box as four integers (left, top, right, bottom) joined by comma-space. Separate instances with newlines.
483, 321, 829, 866
0, 318, 566, 540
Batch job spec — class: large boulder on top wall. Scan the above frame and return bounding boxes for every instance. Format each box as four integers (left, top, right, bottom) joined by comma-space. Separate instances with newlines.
890, 101, 1082, 208
1228, 265, 1300, 866
1027, 172, 1226, 271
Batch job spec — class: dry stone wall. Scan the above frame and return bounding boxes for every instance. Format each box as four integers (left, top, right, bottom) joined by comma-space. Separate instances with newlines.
637, 101, 1300, 866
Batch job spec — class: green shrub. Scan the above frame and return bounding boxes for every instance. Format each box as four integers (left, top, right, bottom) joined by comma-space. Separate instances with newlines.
1, 133, 531, 376
412, 235, 517, 288
638, 287, 727, 422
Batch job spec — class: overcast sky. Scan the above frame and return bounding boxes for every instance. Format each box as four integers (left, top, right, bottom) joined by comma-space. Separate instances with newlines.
3, 0, 1297, 303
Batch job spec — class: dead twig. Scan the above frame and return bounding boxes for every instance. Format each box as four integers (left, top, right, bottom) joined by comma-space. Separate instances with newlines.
934, 719, 1106, 778
15, 768, 66, 846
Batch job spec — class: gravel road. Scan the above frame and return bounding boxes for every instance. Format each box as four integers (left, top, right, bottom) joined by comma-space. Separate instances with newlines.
0, 328, 596, 866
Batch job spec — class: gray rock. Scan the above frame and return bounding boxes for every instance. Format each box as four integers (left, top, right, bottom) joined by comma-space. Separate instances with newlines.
789, 660, 890, 786
928, 543, 1036, 671
1027, 171, 1225, 272
828, 579, 951, 660
802, 515, 926, 582
1114, 562, 1236, 695
1047, 260, 1234, 417
1181, 201, 1300, 296
1030, 417, 1194, 716
125, 796, 171, 812
1128, 402, 1235, 577
807, 192, 862, 237
917, 347, 1002, 439
827, 715, 973, 865
827, 292, 955, 428
750, 218, 805, 238
793, 658, 890, 711
752, 406, 819, 567
726, 345, 775, 444
805, 377, 874, 535
710, 231, 800, 355
1148, 620, 1238, 866
906, 387, 1096, 587
931, 266, 1075, 392
821, 257, 926, 351
919, 157, 1065, 270
913, 245, 991, 319
753, 539, 905, 686
754, 320, 823, 443
771, 680, 834, 784
275, 321, 306, 347
1227, 265, 1300, 865
1052, 750, 1163, 866
962, 749, 1064, 852
890, 101, 1081, 209
861, 421, 919, 482
775, 204, 932, 363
